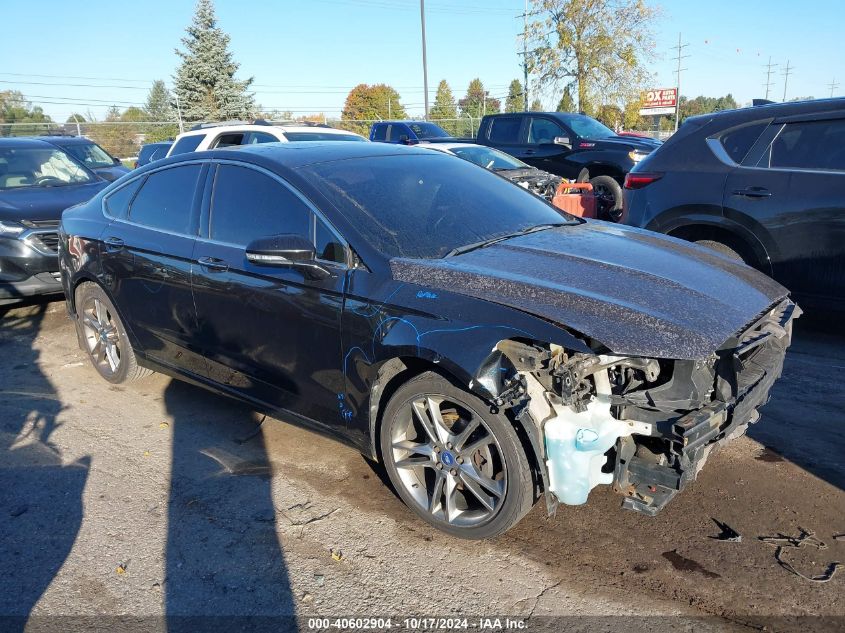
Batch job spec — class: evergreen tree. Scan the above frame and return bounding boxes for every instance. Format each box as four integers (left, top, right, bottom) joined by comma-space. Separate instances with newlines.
173, 0, 255, 122
145, 80, 174, 121
459, 79, 500, 119
556, 86, 575, 112
505, 79, 525, 113
530, 98, 543, 112
429, 80, 458, 134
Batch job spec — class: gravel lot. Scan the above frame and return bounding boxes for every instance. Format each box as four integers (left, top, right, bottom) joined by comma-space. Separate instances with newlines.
1, 298, 843, 632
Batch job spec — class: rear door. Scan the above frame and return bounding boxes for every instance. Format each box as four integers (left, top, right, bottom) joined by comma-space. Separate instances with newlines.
481, 115, 525, 159
99, 163, 207, 374
723, 114, 845, 305
191, 161, 348, 424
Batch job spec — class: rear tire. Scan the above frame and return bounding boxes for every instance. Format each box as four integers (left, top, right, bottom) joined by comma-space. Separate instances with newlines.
589, 175, 623, 221
695, 239, 745, 263
380, 371, 535, 539
75, 282, 152, 384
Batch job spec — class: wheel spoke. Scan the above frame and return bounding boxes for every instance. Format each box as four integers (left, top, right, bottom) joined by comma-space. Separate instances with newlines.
458, 471, 496, 512
91, 339, 103, 358
411, 398, 446, 445
428, 471, 446, 514
94, 298, 106, 325
459, 463, 504, 498
82, 316, 99, 332
395, 455, 433, 471
105, 344, 119, 371
461, 433, 494, 458
451, 418, 481, 452
444, 475, 459, 523
392, 439, 434, 459
425, 397, 451, 443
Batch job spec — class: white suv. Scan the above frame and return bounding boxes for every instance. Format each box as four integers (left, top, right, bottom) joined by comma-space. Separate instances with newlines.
166, 121, 367, 157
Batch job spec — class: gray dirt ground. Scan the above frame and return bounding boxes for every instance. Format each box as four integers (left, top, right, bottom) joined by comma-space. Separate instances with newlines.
0, 298, 843, 632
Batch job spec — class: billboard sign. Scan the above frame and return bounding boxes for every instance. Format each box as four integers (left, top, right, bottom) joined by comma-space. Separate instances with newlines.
639, 88, 677, 116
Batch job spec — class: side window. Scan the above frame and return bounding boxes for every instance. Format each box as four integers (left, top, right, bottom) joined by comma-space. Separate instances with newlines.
105, 177, 144, 219
211, 133, 245, 148
488, 117, 522, 143
720, 122, 768, 164
371, 124, 387, 141
769, 119, 845, 171
315, 216, 345, 264
527, 118, 564, 144
210, 165, 311, 246
244, 132, 279, 144
169, 135, 204, 155
128, 165, 202, 234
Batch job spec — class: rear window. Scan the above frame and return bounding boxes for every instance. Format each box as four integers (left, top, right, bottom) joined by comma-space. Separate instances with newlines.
487, 117, 522, 143
720, 122, 768, 163
169, 135, 204, 155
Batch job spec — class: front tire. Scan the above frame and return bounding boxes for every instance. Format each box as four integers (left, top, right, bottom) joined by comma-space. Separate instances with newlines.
380, 372, 535, 539
75, 282, 151, 384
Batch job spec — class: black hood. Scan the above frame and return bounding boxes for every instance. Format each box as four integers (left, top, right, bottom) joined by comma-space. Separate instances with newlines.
390, 222, 788, 360
0, 181, 108, 222
588, 135, 661, 152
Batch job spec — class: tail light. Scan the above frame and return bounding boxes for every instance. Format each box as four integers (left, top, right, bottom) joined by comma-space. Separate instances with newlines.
624, 172, 663, 190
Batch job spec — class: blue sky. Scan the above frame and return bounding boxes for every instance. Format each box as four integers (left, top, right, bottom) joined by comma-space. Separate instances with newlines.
1, 0, 842, 122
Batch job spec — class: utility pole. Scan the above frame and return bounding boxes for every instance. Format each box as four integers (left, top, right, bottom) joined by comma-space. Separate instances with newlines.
420, 0, 429, 119
71, 113, 81, 136
388, 97, 392, 119
763, 57, 778, 100
828, 77, 840, 98
523, 0, 529, 111
782, 60, 793, 102
672, 32, 689, 132
173, 90, 184, 134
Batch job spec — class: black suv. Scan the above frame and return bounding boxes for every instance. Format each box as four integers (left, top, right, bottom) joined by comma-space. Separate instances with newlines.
467, 112, 661, 217
623, 98, 845, 311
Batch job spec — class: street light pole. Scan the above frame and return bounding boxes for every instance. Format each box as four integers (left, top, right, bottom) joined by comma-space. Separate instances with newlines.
420, 0, 429, 119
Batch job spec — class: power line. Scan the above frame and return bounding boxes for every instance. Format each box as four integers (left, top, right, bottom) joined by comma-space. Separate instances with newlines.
828, 77, 840, 98
762, 57, 778, 100
781, 60, 793, 102
672, 33, 690, 132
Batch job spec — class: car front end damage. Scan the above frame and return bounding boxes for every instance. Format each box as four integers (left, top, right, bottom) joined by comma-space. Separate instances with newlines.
476, 298, 799, 516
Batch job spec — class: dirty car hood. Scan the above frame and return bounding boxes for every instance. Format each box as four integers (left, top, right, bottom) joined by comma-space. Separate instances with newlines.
390, 222, 789, 360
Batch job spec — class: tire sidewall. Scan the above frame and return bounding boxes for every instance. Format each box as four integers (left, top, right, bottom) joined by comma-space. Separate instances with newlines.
380, 372, 533, 539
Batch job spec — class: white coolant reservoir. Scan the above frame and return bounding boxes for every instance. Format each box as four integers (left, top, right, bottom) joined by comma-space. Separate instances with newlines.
544, 370, 633, 506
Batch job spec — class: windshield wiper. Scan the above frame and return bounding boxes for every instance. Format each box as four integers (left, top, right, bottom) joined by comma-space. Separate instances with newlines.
444, 222, 573, 258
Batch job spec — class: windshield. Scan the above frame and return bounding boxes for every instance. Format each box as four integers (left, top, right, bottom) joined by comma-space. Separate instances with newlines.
59, 141, 115, 169
449, 145, 529, 170
284, 132, 365, 142
0, 147, 95, 190
301, 153, 573, 259
408, 122, 450, 139
560, 115, 615, 139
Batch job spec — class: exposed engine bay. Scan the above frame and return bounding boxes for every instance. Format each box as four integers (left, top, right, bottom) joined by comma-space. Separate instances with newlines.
497, 168, 563, 202
475, 299, 799, 516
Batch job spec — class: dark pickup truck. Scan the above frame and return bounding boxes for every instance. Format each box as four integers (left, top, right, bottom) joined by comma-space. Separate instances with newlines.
466, 112, 661, 217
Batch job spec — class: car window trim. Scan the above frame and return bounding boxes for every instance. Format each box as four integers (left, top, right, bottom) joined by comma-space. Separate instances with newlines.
203, 159, 351, 269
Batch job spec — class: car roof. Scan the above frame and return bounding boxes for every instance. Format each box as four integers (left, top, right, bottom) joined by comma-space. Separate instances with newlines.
685, 97, 845, 126
33, 135, 93, 145
162, 141, 432, 170
0, 137, 61, 149
175, 124, 362, 138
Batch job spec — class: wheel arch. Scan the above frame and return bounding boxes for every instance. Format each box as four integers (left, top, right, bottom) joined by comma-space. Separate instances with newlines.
577, 162, 625, 183
666, 221, 772, 275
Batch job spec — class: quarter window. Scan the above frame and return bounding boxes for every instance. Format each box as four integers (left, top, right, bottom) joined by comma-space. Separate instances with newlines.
210, 165, 311, 246
105, 177, 143, 219
315, 217, 345, 264
768, 119, 845, 171
128, 165, 202, 234
720, 122, 768, 163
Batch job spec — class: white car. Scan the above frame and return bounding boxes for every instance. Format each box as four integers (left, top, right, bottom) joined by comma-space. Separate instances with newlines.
166, 121, 367, 157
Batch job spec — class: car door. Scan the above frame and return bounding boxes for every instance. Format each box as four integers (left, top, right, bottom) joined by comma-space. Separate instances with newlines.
191, 161, 348, 424
521, 116, 578, 178
723, 114, 845, 305
99, 163, 207, 374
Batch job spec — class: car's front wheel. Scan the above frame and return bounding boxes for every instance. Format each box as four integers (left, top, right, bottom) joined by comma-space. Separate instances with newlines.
75, 282, 151, 384
380, 372, 535, 539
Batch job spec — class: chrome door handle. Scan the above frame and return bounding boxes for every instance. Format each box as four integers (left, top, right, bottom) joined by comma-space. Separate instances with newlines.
197, 256, 229, 272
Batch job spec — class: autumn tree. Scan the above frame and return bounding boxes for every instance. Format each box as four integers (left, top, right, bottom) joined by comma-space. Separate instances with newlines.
505, 79, 525, 113
341, 84, 406, 135
429, 80, 458, 134
529, 0, 658, 113
173, 0, 255, 121
530, 98, 544, 111
459, 79, 500, 119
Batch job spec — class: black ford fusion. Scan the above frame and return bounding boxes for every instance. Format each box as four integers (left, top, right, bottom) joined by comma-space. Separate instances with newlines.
59, 142, 798, 538
0, 138, 108, 304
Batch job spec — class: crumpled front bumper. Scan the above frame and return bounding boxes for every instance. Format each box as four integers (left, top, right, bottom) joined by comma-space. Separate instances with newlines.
612, 300, 798, 515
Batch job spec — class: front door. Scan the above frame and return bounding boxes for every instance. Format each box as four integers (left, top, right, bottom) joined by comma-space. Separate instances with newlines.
191, 162, 348, 425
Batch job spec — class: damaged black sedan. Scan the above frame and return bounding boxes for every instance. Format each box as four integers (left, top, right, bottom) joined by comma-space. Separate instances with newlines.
58, 142, 798, 539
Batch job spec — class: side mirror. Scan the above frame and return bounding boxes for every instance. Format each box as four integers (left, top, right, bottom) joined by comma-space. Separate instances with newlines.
113, 157, 122, 165
554, 136, 571, 147
245, 234, 330, 279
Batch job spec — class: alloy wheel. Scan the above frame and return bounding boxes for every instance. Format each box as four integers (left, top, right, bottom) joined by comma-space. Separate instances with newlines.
81, 296, 122, 376
389, 395, 507, 528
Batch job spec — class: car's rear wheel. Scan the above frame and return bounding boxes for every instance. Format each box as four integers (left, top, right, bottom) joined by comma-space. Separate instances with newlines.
589, 175, 624, 221
75, 282, 151, 384
695, 239, 745, 263
380, 372, 534, 539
